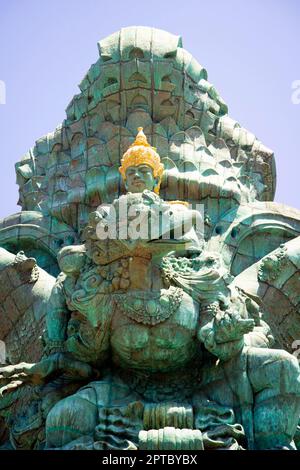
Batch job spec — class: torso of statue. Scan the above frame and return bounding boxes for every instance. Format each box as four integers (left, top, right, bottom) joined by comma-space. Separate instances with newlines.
64, 252, 200, 373
110, 285, 199, 372
61, 190, 203, 372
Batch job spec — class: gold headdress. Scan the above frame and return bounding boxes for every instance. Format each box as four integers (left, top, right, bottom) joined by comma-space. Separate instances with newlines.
119, 127, 164, 194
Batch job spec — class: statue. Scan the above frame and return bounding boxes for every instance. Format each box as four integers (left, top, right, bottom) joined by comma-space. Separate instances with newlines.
1, 27, 300, 451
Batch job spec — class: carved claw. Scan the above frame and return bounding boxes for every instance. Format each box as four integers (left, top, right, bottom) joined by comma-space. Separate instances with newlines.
0, 380, 25, 396
0, 363, 37, 396
0, 354, 99, 398
0, 362, 35, 378
214, 315, 255, 343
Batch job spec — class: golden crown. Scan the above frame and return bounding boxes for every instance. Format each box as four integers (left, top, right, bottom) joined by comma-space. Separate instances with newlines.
119, 127, 164, 194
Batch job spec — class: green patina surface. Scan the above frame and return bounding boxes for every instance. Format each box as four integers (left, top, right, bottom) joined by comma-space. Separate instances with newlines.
0, 27, 300, 450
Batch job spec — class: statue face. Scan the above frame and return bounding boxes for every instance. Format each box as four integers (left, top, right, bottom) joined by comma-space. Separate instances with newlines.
125, 164, 157, 193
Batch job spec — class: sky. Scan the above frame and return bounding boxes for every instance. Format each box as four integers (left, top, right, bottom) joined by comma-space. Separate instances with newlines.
0, 0, 299, 219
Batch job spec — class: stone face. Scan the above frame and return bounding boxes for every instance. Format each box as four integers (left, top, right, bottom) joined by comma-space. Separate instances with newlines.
0, 26, 300, 451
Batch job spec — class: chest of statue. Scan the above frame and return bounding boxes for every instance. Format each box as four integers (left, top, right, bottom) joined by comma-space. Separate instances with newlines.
112, 286, 183, 326
110, 288, 199, 371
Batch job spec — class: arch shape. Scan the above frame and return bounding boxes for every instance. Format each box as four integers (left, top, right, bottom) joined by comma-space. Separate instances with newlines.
129, 47, 144, 59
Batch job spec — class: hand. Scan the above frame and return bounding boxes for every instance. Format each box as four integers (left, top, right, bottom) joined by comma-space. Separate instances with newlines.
0, 353, 99, 396
214, 310, 255, 343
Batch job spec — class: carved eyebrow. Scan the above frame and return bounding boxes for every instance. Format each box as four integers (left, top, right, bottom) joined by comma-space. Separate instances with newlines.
126, 165, 151, 173
139, 165, 152, 171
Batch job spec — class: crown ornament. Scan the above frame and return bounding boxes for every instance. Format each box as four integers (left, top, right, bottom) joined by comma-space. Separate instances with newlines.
119, 127, 164, 194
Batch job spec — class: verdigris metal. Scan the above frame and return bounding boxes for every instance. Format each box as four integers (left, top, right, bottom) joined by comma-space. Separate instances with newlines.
0, 27, 300, 451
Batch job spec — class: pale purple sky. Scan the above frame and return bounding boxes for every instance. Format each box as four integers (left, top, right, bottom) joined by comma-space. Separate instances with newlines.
0, 0, 299, 219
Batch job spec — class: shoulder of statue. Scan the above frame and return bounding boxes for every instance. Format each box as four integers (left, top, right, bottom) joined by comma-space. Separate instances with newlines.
168, 200, 189, 208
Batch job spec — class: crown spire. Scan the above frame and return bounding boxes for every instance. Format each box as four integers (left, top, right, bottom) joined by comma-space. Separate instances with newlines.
129, 127, 151, 148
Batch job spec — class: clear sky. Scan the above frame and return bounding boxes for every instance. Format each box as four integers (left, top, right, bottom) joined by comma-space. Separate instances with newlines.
0, 0, 299, 219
